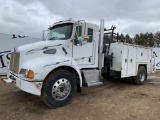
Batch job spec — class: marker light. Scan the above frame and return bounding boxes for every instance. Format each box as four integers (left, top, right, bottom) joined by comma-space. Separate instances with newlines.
27, 70, 34, 79
36, 83, 41, 88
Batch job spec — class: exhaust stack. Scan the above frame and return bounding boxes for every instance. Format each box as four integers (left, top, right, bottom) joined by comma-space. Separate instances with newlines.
98, 19, 104, 70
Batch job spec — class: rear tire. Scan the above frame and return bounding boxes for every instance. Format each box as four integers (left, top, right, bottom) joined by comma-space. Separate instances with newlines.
42, 70, 77, 108
133, 66, 147, 85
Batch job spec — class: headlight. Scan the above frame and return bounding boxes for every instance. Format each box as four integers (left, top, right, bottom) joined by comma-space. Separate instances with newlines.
19, 69, 28, 76
19, 69, 34, 79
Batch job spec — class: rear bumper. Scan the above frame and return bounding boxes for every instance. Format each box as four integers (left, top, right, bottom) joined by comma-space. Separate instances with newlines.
7, 71, 42, 96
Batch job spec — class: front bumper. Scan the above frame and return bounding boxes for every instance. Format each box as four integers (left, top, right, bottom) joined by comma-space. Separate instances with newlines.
7, 71, 42, 96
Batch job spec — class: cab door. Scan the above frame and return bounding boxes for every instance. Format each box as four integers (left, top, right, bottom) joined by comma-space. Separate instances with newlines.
72, 23, 94, 66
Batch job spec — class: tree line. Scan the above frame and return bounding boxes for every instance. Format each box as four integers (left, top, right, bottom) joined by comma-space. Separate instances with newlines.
117, 32, 160, 47
104, 31, 160, 47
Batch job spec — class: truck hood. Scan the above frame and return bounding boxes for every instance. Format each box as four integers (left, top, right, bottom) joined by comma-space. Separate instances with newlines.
12, 40, 67, 74
17, 40, 65, 53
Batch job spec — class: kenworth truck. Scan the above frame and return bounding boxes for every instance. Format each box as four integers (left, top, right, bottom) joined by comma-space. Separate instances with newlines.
6, 19, 153, 108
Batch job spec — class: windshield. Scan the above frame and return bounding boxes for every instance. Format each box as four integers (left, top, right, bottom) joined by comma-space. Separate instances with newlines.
48, 23, 73, 40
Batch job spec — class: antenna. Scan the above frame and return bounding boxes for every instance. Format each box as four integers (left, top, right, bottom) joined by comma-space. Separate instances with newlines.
69, 0, 75, 19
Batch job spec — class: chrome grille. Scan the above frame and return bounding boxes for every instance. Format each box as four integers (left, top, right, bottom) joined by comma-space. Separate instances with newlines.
9, 52, 20, 74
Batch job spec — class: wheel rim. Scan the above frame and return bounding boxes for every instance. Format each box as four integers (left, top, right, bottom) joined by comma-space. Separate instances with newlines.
140, 72, 145, 82
52, 78, 71, 101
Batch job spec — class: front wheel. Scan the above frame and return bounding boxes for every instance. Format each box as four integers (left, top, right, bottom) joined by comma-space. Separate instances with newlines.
42, 70, 77, 108
132, 66, 147, 85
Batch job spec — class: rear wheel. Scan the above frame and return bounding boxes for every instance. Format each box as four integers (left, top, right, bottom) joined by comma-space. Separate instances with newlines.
42, 70, 77, 108
133, 66, 147, 85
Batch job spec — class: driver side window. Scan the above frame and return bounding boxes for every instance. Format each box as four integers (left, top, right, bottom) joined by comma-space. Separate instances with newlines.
74, 26, 82, 46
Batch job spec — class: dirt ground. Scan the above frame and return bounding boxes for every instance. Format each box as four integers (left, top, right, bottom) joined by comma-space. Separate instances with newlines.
0, 71, 160, 120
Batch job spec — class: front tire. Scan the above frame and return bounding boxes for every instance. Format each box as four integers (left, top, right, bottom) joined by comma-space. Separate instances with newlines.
133, 66, 147, 85
42, 70, 77, 108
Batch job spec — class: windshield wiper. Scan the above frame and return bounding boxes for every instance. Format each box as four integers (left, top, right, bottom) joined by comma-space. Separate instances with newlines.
49, 37, 66, 40
49, 37, 58, 40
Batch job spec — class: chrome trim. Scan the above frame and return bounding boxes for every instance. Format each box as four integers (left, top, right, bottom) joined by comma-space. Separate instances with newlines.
9, 51, 20, 74
87, 81, 103, 87
98, 19, 104, 70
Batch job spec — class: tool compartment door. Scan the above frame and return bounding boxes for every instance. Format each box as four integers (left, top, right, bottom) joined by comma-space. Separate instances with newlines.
121, 44, 136, 77
127, 46, 137, 76
121, 45, 128, 77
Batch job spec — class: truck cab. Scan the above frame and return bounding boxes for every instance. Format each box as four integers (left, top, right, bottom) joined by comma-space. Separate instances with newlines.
7, 20, 102, 108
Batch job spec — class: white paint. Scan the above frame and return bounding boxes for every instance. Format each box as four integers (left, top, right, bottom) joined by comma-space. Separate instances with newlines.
153, 48, 160, 70
109, 42, 152, 78
72, 22, 99, 67
7, 38, 83, 95
0, 33, 41, 75
7, 71, 42, 96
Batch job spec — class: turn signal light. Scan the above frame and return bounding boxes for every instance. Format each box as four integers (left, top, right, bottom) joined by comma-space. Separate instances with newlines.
36, 83, 41, 88
27, 70, 34, 79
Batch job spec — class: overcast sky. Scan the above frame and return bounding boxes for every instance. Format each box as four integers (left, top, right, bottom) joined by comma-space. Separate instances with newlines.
0, 0, 160, 38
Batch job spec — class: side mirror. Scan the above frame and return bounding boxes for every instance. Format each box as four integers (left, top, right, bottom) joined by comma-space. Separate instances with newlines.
42, 30, 49, 41
74, 35, 90, 46
77, 37, 83, 46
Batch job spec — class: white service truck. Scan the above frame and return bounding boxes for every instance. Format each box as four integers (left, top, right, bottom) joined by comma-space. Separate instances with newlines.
7, 19, 153, 108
